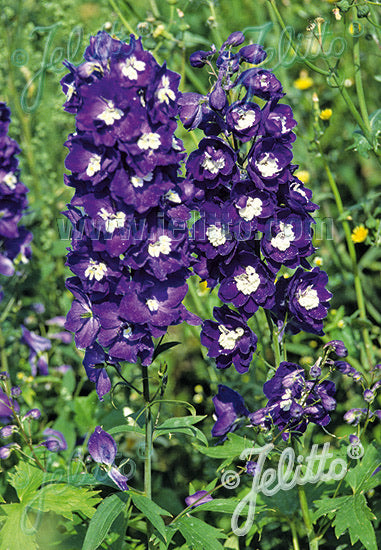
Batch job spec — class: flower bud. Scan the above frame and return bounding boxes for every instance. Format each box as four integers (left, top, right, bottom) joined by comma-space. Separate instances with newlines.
239, 44, 267, 64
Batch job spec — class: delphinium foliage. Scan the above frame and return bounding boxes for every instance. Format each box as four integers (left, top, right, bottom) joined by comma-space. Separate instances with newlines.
0, 102, 32, 300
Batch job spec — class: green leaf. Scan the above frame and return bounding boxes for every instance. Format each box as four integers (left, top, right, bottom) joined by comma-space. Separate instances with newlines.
346, 442, 381, 493
8, 462, 44, 502
194, 433, 255, 462
154, 415, 207, 445
0, 503, 38, 550
131, 493, 172, 542
176, 515, 226, 549
28, 484, 101, 520
108, 424, 144, 436
73, 391, 98, 434
82, 493, 130, 550
152, 341, 180, 361
190, 498, 265, 517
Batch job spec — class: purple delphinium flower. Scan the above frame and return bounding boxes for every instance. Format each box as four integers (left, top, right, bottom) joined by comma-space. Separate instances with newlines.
0, 102, 32, 298
211, 384, 249, 438
62, 32, 200, 396
41, 428, 68, 452
20, 325, 51, 376
88, 426, 128, 490
323, 340, 348, 357
0, 389, 19, 424
185, 490, 213, 508
272, 268, 332, 335
249, 362, 336, 440
201, 305, 257, 374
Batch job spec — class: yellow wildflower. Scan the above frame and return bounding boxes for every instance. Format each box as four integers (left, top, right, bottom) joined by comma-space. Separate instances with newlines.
320, 108, 332, 121
295, 170, 310, 184
351, 225, 368, 243
313, 256, 323, 267
294, 70, 313, 90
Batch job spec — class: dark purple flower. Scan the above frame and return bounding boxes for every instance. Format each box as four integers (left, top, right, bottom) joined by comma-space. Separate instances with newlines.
83, 343, 112, 400
247, 138, 293, 191
212, 384, 249, 438
238, 44, 267, 64
226, 101, 261, 142
88, 426, 129, 490
249, 362, 336, 440
201, 305, 257, 373
324, 340, 348, 357
41, 428, 68, 452
218, 251, 275, 317
0, 443, 18, 459
236, 69, 283, 100
272, 268, 331, 335
23, 408, 41, 420
0, 425, 18, 438
185, 490, 213, 508
223, 31, 245, 47
189, 49, 215, 68
363, 389, 374, 403
246, 461, 259, 476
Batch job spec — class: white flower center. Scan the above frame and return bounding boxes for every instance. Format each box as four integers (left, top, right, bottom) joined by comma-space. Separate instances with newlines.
84, 260, 107, 281
165, 190, 181, 203
157, 75, 176, 104
148, 235, 172, 257
201, 152, 225, 174
146, 298, 159, 312
121, 55, 146, 80
137, 132, 161, 151
259, 75, 269, 87
271, 222, 295, 251
86, 155, 102, 177
3, 173, 17, 189
291, 182, 307, 199
234, 266, 260, 295
236, 109, 258, 130
237, 197, 263, 221
65, 83, 75, 100
131, 171, 153, 188
99, 208, 126, 233
280, 388, 293, 411
218, 325, 245, 350
207, 225, 226, 247
297, 286, 319, 310
123, 325, 133, 339
255, 153, 281, 178
97, 101, 123, 125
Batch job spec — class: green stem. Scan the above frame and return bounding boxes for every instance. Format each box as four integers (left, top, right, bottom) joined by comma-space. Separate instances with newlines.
0, 327, 9, 378
208, 1, 223, 46
352, 11, 371, 134
141, 364, 153, 548
291, 520, 301, 550
265, 310, 281, 367
108, 0, 136, 35
298, 484, 319, 550
316, 143, 374, 368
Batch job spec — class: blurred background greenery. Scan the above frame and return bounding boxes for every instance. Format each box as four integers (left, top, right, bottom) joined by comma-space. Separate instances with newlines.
0, 0, 380, 547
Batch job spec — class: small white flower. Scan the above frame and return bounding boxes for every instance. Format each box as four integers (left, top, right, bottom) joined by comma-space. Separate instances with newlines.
297, 286, 319, 310
234, 266, 261, 295
131, 172, 153, 188
237, 196, 263, 221
86, 155, 102, 177
121, 55, 146, 80
271, 222, 295, 251
84, 260, 107, 281
146, 298, 160, 312
207, 225, 226, 247
218, 325, 245, 350
137, 132, 161, 151
97, 101, 123, 125
202, 152, 225, 174
148, 235, 172, 257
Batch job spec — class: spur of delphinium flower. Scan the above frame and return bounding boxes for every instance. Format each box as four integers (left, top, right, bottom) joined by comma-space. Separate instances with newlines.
0, 102, 32, 293
185, 490, 213, 508
62, 31, 200, 395
272, 267, 332, 335
20, 325, 51, 376
211, 384, 249, 439
88, 426, 128, 490
249, 361, 336, 440
201, 305, 257, 374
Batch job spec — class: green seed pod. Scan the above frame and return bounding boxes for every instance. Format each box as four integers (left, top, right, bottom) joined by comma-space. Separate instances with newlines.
337, 0, 350, 12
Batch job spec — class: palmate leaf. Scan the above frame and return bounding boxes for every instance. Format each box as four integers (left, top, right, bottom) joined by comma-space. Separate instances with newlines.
27, 483, 102, 520
313, 494, 377, 550
8, 462, 45, 502
194, 433, 256, 462
345, 442, 381, 493
0, 503, 38, 550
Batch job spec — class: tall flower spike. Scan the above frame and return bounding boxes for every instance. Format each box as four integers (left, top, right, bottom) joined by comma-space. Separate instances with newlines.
0, 102, 32, 299
62, 32, 200, 399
